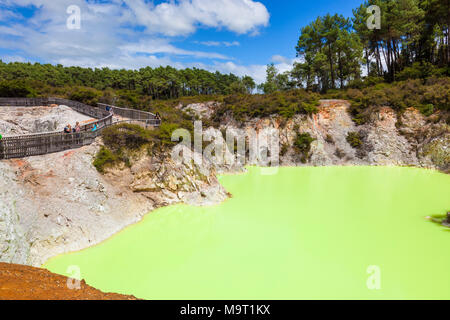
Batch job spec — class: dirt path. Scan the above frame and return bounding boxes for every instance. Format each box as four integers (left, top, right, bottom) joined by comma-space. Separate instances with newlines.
0, 263, 137, 300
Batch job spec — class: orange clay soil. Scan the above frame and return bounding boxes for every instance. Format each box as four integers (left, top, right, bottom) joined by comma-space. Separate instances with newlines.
0, 263, 137, 300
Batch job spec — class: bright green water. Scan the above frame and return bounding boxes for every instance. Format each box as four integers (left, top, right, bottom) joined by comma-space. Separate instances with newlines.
45, 166, 450, 300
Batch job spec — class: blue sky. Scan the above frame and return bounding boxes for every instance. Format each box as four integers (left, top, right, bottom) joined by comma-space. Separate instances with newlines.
0, 0, 363, 83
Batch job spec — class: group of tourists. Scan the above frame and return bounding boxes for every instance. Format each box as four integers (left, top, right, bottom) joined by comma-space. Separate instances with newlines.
64, 121, 99, 134
64, 122, 82, 134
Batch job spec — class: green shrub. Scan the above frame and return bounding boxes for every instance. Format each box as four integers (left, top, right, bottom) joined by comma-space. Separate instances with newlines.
279, 103, 298, 118
294, 132, 315, 163
349, 103, 369, 125
418, 104, 434, 117
346, 132, 363, 149
93, 146, 119, 173
157, 122, 184, 146
301, 101, 319, 115
102, 123, 154, 151
345, 88, 364, 102
294, 133, 314, 153
396, 62, 438, 81
352, 114, 369, 126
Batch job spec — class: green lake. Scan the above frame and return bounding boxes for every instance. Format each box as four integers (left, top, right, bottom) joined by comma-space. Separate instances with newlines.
44, 166, 450, 299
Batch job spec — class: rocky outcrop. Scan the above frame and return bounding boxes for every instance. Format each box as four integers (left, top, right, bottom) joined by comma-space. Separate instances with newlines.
123, 146, 229, 207
176, 101, 221, 120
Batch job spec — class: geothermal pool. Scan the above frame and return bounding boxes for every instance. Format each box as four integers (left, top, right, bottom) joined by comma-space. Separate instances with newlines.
45, 166, 450, 299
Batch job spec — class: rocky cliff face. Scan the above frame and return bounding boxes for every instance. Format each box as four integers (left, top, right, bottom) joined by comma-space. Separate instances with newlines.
193, 100, 448, 172
0, 99, 448, 267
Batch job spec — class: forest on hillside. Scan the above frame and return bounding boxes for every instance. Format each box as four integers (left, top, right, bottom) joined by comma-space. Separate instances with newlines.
0, 62, 256, 99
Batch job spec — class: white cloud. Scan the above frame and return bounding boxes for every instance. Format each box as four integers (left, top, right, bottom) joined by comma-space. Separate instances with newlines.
210, 61, 266, 83
210, 56, 304, 84
1, 55, 28, 63
123, 0, 269, 36
271, 55, 303, 74
223, 41, 240, 47
0, 26, 23, 36
195, 41, 240, 47
271, 55, 291, 64
121, 39, 231, 60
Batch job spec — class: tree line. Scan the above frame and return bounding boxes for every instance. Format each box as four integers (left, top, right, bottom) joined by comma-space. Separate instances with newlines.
259, 0, 449, 93
0, 61, 256, 99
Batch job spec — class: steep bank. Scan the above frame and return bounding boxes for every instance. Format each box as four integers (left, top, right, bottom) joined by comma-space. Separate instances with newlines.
0, 100, 448, 268
0, 262, 137, 300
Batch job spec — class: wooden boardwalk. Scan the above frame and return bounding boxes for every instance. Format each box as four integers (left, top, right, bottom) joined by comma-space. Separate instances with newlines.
0, 98, 161, 159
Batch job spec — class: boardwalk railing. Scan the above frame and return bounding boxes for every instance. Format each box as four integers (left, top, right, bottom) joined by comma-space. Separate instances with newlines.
0, 98, 161, 159
98, 103, 161, 126
0, 130, 103, 159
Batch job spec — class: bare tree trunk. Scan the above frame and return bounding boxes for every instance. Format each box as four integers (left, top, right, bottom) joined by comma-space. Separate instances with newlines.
381, 45, 388, 77
365, 47, 370, 76
376, 44, 382, 76
328, 43, 335, 89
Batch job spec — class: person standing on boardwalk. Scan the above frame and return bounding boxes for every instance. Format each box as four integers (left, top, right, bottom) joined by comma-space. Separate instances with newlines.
74, 122, 82, 144
105, 105, 114, 115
